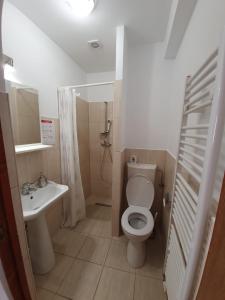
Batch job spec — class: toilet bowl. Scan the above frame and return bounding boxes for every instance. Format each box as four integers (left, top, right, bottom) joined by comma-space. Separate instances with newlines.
121, 163, 156, 268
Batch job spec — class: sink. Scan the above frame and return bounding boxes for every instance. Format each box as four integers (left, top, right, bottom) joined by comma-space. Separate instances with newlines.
21, 181, 68, 221
21, 181, 69, 275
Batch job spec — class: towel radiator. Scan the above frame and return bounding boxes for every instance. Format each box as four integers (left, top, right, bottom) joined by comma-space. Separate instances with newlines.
164, 32, 225, 300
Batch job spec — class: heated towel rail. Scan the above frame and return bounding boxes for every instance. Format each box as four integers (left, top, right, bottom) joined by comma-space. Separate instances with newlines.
164, 32, 225, 300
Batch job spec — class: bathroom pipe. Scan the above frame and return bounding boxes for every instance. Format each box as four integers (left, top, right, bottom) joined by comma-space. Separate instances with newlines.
180, 31, 225, 300
104, 102, 108, 132
99, 101, 113, 182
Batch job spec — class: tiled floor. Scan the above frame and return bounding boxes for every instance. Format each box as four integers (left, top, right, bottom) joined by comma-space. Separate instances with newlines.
36, 205, 166, 300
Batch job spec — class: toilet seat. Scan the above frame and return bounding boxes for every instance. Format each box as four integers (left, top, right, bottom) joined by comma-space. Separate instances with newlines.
121, 206, 154, 237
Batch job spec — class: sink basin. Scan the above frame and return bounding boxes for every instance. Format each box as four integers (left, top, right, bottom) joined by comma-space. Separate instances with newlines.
21, 181, 68, 221
22, 181, 69, 275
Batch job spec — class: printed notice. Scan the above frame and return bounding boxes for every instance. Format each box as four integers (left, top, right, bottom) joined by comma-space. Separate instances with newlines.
41, 119, 55, 145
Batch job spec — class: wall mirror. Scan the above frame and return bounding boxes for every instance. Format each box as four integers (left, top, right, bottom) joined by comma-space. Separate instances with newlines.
7, 82, 41, 146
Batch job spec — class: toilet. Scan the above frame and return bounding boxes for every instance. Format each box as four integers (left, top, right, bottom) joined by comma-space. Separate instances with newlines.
121, 162, 156, 268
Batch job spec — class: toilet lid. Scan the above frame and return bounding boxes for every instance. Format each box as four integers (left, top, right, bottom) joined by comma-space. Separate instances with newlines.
126, 175, 154, 209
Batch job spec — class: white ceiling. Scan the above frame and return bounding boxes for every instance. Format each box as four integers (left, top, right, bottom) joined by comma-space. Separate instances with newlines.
7, 0, 172, 73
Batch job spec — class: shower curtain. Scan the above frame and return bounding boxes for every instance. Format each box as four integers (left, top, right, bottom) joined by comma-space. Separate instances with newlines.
58, 88, 86, 228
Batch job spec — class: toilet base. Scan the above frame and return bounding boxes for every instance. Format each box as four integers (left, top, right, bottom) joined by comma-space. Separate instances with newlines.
127, 240, 146, 268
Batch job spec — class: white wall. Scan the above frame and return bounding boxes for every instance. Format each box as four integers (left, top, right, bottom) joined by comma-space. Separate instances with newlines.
167, 0, 225, 156
125, 44, 154, 149
124, 0, 225, 156
2, 1, 86, 118
116, 26, 125, 81
124, 43, 173, 150
86, 71, 115, 102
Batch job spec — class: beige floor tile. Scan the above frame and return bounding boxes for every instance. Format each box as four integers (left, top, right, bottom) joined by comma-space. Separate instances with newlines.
136, 237, 164, 279
94, 267, 135, 300
95, 197, 112, 207
35, 254, 73, 293
112, 234, 128, 242
36, 288, 55, 300
58, 259, 102, 300
53, 229, 86, 257
74, 217, 95, 234
105, 240, 135, 273
53, 295, 68, 300
78, 236, 111, 265
86, 204, 111, 221
134, 275, 166, 300
88, 219, 112, 238
37, 290, 67, 300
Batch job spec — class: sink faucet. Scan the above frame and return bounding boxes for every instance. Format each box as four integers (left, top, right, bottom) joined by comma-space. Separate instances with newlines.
37, 173, 48, 188
21, 182, 37, 195
21, 174, 48, 195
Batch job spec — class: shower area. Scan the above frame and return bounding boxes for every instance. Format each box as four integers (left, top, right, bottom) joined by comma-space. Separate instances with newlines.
76, 97, 113, 206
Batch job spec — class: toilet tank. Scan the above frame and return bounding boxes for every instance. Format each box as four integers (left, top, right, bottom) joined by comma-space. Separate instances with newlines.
127, 162, 157, 183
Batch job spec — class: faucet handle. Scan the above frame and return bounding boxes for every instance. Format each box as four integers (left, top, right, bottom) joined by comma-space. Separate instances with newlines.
37, 173, 48, 188
21, 182, 31, 195
29, 182, 37, 192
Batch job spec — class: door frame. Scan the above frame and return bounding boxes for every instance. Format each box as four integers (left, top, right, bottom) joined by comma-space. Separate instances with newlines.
0, 122, 32, 299
196, 172, 225, 299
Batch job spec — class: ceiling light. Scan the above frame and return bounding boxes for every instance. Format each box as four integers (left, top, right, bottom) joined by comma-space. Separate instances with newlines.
66, 0, 95, 18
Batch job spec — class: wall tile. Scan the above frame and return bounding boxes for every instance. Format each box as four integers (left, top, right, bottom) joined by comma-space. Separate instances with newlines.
89, 101, 113, 201
161, 152, 176, 248
76, 97, 91, 201
89, 102, 105, 122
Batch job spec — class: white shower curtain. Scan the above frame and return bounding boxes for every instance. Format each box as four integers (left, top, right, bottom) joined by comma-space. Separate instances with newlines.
58, 87, 86, 228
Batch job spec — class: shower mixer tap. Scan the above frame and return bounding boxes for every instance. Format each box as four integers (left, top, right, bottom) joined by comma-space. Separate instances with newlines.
100, 120, 112, 135
101, 141, 111, 147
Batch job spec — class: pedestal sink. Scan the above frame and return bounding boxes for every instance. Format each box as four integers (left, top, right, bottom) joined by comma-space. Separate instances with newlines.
21, 181, 68, 274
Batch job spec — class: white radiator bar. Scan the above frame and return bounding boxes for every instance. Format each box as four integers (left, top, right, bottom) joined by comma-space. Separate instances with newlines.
186, 62, 217, 93
165, 33, 225, 300
174, 200, 192, 240
176, 172, 198, 203
180, 32, 225, 300
180, 141, 206, 151
180, 133, 207, 140
175, 188, 195, 222
179, 154, 203, 174
184, 91, 210, 110
165, 226, 186, 300
181, 124, 209, 130
173, 210, 190, 260
185, 75, 216, 101
178, 160, 201, 183
175, 180, 197, 213
184, 100, 212, 114
188, 49, 218, 84
180, 147, 204, 162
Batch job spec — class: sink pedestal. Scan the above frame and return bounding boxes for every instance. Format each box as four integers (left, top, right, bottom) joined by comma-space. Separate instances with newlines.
27, 213, 55, 274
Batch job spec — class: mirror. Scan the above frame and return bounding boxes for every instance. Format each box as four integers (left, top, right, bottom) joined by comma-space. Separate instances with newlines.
8, 82, 41, 145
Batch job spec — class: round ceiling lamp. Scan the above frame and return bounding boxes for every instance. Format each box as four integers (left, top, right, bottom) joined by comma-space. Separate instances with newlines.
66, 0, 95, 18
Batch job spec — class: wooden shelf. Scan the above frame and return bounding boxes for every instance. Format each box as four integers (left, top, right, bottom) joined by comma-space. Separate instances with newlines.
15, 143, 52, 154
